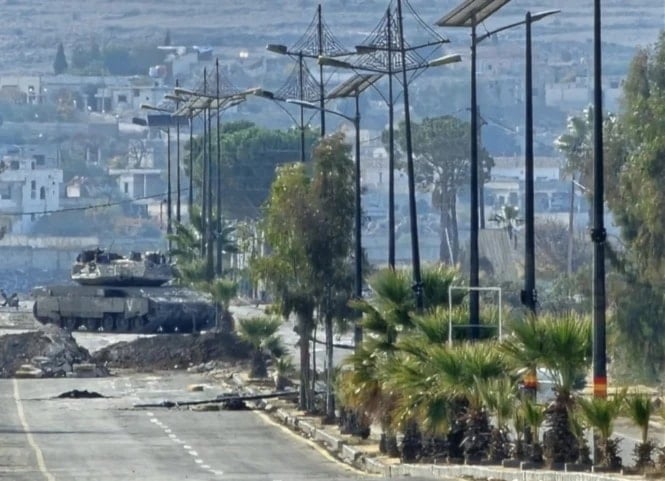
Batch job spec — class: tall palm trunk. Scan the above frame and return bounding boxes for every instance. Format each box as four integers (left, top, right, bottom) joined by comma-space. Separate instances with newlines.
439, 190, 459, 264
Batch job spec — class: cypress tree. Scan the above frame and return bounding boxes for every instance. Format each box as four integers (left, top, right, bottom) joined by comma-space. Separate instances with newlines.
53, 42, 68, 75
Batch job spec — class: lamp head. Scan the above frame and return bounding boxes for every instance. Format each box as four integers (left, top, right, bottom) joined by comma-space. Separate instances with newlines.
318, 55, 354, 69
266, 44, 288, 55
531, 9, 561, 21
428, 53, 462, 67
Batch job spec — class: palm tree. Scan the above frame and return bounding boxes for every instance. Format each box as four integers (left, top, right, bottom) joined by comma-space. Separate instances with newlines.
479, 376, 517, 462
237, 316, 284, 378
577, 393, 624, 470
625, 392, 656, 471
208, 278, 238, 332
501, 311, 591, 467
390, 341, 507, 463
522, 398, 546, 463
347, 268, 415, 456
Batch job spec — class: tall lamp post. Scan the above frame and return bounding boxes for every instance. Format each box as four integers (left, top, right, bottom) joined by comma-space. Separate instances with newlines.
328, 4, 449, 268
266, 4, 350, 138
140, 103, 176, 251
523, 10, 560, 315
436, 0, 510, 337
174, 86, 250, 280
314, 73, 382, 345
320, 52, 462, 309
592, 0, 606, 399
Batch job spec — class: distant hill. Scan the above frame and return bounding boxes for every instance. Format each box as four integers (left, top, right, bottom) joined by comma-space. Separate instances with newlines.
1, 0, 661, 74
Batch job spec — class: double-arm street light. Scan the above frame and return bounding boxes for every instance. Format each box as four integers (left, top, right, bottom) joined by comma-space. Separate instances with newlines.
251, 87, 309, 163
266, 4, 350, 138
320, 51, 461, 310
322, 4, 451, 270
436, 0, 518, 338
173, 74, 251, 279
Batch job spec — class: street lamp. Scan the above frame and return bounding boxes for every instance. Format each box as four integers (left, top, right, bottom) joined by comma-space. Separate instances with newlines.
523, 9, 560, 315
320, 3, 452, 271
250, 87, 308, 164
320, 52, 461, 310
266, 4, 350, 137
173, 79, 250, 280
436, 0, 511, 338
292, 73, 382, 347
140, 103, 174, 251
592, 0, 606, 399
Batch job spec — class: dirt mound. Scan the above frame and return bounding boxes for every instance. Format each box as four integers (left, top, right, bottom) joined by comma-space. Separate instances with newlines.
91, 331, 251, 371
0, 324, 106, 378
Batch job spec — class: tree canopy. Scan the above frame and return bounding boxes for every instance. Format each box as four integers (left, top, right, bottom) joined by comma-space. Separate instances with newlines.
252, 133, 355, 411
387, 116, 493, 262
185, 120, 317, 220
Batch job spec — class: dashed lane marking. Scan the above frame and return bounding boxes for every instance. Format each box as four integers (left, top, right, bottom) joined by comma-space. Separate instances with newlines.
146, 411, 222, 476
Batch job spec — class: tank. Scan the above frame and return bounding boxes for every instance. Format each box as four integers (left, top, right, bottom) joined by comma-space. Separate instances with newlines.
31, 249, 216, 333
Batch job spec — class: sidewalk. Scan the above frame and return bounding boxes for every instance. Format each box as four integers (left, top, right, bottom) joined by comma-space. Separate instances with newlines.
232, 372, 644, 481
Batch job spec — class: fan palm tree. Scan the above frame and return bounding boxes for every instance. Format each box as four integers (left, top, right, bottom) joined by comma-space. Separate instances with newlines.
625, 392, 655, 471
237, 316, 284, 378
522, 398, 546, 462
397, 341, 506, 463
208, 278, 238, 332
502, 311, 591, 466
577, 393, 624, 469
479, 376, 517, 462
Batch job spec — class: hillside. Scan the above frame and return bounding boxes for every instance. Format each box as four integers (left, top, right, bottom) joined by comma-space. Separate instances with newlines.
0, 0, 661, 75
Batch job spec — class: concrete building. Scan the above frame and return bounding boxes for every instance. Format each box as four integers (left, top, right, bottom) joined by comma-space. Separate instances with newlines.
0, 75, 43, 104
0, 149, 63, 234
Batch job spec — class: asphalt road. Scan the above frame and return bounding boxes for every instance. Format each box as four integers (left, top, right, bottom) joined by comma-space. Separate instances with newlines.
0, 372, 437, 481
0, 373, 356, 481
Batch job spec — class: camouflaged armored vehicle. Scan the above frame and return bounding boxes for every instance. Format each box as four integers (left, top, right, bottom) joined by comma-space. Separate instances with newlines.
32, 249, 216, 333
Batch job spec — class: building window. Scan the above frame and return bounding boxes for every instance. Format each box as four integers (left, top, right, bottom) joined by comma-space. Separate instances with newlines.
124, 182, 129, 194
118, 94, 128, 103
39, 186, 46, 200
31, 180, 36, 199
133, 89, 140, 97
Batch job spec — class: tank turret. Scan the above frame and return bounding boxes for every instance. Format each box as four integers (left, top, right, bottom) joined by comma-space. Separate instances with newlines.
71, 249, 174, 286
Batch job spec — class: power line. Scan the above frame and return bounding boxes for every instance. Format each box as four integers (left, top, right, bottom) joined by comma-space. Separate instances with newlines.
0, 188, 191, 217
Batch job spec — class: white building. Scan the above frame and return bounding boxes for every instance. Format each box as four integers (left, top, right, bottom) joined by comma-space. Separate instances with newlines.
0, 152, 63, 234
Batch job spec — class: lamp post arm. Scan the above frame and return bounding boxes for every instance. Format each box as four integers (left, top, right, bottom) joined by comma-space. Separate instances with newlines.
285, 99, 354, 123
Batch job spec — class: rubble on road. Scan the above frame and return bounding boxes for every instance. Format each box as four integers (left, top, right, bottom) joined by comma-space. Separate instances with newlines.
91, 331, 251, 371
0, 324, 108, 378
56, 389, 105, 399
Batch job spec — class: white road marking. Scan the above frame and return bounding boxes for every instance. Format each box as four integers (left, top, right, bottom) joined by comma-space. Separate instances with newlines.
13, 379, 56, 481
146, 414, 221, 476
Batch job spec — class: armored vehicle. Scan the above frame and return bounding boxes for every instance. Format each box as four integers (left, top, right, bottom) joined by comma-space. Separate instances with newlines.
32, 249, 216, 333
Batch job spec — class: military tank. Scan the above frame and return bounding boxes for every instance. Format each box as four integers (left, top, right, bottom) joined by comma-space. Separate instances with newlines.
32, 249, 216, 333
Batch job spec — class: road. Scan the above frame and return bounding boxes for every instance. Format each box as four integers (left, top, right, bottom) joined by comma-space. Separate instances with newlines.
0, 372, 383, 481
0, 372, 436, 481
